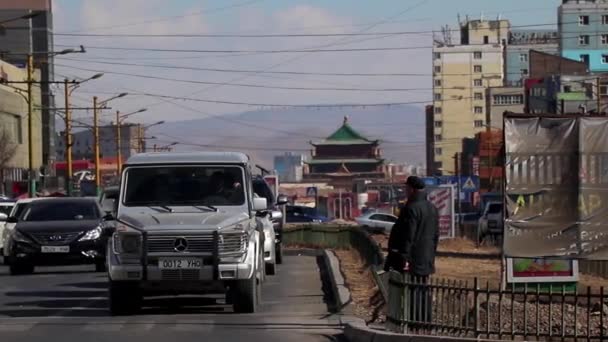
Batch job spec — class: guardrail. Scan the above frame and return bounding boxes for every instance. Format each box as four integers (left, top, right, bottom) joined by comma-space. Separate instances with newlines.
386, 271, 608, 340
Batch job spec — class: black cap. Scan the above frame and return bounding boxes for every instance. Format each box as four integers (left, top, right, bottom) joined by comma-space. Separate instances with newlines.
405, 176, 425, 190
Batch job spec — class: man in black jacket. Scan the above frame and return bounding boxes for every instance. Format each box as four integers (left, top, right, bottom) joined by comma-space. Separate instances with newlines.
384, 176, 439, 325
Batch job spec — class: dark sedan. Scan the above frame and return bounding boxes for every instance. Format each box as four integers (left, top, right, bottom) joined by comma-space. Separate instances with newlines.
4, 198, 107, 275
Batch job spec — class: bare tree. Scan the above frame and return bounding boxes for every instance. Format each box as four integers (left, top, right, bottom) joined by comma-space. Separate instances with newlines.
0, 129, 18, 195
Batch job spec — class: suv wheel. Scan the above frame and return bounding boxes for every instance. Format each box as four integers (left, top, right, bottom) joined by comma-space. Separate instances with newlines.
109, 282, 142, 316
95, 260, 107, 273
232, 275, 258, 313
9, 261, 34, 275
275, 243, 283, 265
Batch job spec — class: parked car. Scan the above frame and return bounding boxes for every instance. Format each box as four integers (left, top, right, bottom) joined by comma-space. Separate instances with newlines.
478, 201, 504, 240
285, 205, 329, 223
1, 198, 40, 259
0, 200, 15, 254
4, 197, 107, 275
104, 152, 268, 315
355, 211, 398, 233
252, 176, 288, 268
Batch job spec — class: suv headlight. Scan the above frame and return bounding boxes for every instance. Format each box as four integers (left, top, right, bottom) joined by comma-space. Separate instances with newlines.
79, 226, 102, 241
112, 223, 143, 255
219, 227, 249, 261
12, 229, 31, 243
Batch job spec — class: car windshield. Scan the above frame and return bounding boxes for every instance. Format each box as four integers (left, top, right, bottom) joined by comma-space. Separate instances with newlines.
123, 166, 246, 207
0, 204, 13, 216
22, 201, 101, 221
488, 203, 502, 214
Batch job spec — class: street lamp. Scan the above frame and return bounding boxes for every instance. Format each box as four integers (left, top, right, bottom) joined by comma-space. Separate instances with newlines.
64, 73, 104, 196
137, 121, 165, 152
116, 108, 147, 176
93, 93, 129, 195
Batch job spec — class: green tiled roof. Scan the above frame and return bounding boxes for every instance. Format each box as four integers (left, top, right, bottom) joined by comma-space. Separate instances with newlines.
306, 158, 383, 165
313, 116, 377, 145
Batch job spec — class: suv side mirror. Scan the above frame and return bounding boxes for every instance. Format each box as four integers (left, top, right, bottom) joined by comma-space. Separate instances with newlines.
101, 198, 115, 214
270, 210, 283, 220
253, 197, 267, 211
6, 216, 17, 224
0, 213, 7, 222
276, 195, 288, 206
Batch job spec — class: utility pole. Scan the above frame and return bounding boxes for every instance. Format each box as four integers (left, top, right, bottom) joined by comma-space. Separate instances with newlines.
64, 79, 73, 196
116, 111, 122, 177
27, 54, 35, 198
93, 96, 101, 196
137, 124, 143, 152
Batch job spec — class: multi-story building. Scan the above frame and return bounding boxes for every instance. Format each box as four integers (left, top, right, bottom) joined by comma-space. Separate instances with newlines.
273, 152, 306, 183
505, 30, 559, 85
486, 86, 525, 129
0, 0, 55, 170
56, 124, 143, 162
559, 0, 608, 72
429, 19, 507, 175
0, 59, 43, 190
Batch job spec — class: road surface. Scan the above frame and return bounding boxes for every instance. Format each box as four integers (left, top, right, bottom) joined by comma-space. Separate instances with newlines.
0, 250, 344, 341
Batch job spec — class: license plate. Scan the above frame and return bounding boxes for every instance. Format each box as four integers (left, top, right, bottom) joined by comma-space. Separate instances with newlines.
159, 258, 202, 269
41, 246, 70, 253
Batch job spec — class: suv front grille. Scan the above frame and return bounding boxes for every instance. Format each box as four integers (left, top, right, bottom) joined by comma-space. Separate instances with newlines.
29, 232, 82, 245
146, 232, 247, 256
161, 269, 200, 281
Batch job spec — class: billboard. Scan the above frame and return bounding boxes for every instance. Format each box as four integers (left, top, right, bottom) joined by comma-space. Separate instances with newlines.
507, 258, 579, 283
427, 185, 455, 239
504, 116, 608, 260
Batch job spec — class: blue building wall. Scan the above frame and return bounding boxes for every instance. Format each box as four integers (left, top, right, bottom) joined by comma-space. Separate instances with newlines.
562, 50, 608, 72
505, 44, 559, 84
559, 1, 608, 72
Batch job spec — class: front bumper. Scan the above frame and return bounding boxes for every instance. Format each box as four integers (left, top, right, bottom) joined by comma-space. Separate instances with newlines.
10, 239, 106, 265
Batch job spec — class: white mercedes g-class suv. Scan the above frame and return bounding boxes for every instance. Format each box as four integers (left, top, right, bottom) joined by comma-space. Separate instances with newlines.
103, 152, 269, 315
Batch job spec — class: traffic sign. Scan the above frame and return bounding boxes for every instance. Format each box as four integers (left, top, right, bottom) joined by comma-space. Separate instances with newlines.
438, 176, 479, 193
306, 187, 318, 198
461, 177, 478, 192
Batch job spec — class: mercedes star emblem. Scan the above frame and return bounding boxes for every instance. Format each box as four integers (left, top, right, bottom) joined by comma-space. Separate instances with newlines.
173, 237, 188, 252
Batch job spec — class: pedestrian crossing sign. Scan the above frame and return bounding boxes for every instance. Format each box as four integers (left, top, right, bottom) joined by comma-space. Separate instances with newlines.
306, 187, 318, 198
462, 177, 477, 191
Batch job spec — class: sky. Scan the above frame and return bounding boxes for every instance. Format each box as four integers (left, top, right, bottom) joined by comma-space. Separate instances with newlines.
52, 0, 562, 127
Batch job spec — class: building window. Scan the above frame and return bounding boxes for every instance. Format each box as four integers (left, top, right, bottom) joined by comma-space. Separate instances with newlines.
474, 120, 484, 128
474, 65, 482, 73
483, 36, 489, 44
474, 106, 484, 114
434, 121, 443, 128
474, 79, 483, 87
579, 15, 590, 26
434, 66, 441, 73
433, 52, 441, 59
602, 34, 608, 45
473, 51, 482, 59
603, 55, 608, 64
521, 68, 529, 76
603, 15, 608, 25
579, 35, 590, 45
435, 148, 443, 155
520, 53, 528, 62
434, 106, 442, 114
581, 54, 590, 65
434, 134, 442, 141
493, 95, 524, 105
600, 85, 608, 95
434, 93, 442, 101
434, 79, 442, 87
474, 92, 483, 100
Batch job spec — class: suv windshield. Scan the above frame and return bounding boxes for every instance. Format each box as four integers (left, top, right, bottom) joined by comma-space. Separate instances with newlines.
123, 166, 246, 206
487, 203, 502, 214
22, 201, 101, 221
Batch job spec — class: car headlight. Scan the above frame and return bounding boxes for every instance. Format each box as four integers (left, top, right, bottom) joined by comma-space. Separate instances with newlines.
12, 229, 31, 243
219, 227, 249, 260
79, 226, 102, 241
112, 223, 142, 255
312, 219, 322, 223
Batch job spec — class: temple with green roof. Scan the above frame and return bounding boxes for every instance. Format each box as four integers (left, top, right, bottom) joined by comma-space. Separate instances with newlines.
304, 116, 385, 189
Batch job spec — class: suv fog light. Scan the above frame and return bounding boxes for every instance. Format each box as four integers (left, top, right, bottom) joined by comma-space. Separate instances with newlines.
221, 270, 235, 279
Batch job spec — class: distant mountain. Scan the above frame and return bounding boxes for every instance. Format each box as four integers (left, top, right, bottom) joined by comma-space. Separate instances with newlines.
143, 105, 427, 169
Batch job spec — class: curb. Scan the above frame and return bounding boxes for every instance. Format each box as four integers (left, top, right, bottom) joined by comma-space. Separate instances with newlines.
344, 322, 498, 342
322, 249, 352, 312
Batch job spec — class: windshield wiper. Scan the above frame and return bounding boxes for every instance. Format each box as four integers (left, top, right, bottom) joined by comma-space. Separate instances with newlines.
147, 205, 173, 213
192, 205, 218, 212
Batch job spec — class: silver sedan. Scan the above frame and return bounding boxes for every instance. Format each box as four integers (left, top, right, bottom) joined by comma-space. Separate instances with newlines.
355, 212, 398, 233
